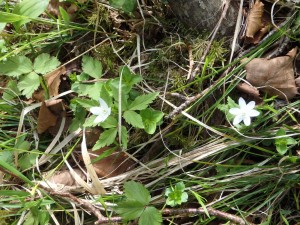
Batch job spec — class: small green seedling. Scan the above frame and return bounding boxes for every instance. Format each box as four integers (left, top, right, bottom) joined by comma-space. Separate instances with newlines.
165, 181, 188, 207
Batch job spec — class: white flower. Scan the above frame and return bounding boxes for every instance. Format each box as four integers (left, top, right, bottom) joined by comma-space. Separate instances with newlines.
229, 97, 260, 126
90, 98, 111, 124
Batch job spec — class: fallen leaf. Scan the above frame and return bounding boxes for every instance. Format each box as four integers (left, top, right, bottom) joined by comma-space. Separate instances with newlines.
237, 82, 261, 99
37, 101, 58, 134
40, 168, 86, 192
44, 66, 66, 97
88, 147, 135, 178
47, 0, 78, 19
242, 48, 298, 100
246, 0, 264, 38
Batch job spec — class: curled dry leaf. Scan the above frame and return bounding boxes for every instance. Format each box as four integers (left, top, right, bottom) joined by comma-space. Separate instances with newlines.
88, 147, 135, 178
246, 0, 264, 38
40, 169, 86, 193
47, 0, 78, 19
37, 101, 58, 134
236, 82, 261, 99
37, 99, 66, 134
242, 48, 298, 100
44, 66, 66, 97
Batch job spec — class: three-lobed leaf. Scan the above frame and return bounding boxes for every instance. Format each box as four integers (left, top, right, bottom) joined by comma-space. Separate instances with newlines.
34, 53, 60, 74
82, 55, 103, 79
128, 92, 158, 111
0, 56, 32, 77
123, 111, 144, 129
165, 182, 188, 207
140, 108, 164, 134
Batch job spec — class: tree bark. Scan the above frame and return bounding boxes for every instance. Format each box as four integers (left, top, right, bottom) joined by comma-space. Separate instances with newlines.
168, 0, 239, 36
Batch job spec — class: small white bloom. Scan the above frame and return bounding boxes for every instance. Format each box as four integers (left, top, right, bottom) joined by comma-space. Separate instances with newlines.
90, 98, 111, 124
229, 97, 260, 126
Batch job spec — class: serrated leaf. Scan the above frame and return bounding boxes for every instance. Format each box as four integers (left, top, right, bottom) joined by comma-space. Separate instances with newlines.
0, 56, 32, 77
121, 126, 128, 149
34, 53, 60, 74
12, 0, 49, 30
92, 128, 117, 150
165, 182, 188, 207
82, 55, 102, 79
17, 72, 40, 98
115, 200, 144, 220
123, 111, 144, 129
124, 181, 151, 205
19, 150, 38, 171
128, 92, 158, 110
139, 206, 162, 225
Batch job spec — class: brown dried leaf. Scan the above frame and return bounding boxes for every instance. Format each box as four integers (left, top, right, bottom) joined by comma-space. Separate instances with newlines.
243, 48, 298, 100
37, 101, 58, 134
246, 0, 264, 38
236, 82, 261, 99
47, 0, 78, 19
44, 66, 66, 97
47, 169, 86, 186
89, 148, 135, 178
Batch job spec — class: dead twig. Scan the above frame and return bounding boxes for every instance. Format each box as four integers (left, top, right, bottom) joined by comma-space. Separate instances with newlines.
95, 207, 256, 225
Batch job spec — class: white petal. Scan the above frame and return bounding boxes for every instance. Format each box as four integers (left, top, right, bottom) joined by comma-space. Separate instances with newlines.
90, 106, 101, 115
246, 101, 255, 110
94, 115, 106, 123
243, 116, 251, 126
99, 98, 109, 109
248, 109, 260, 117
238, 97, 246, 108
233, 115, 243, 126
229, 108, 241, 115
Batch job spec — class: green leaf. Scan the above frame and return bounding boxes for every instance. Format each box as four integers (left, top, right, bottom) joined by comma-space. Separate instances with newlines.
59, 6, 70, 25
100, 116, 118, 128
19, 150, 38, 171
139, 206, 162, 225
83, 115, 98, 127
165, 182, 188, 207
0, 158, 33, 185
72, 82, 103, 100
275, 128, 297, 155
109, 0, 137, 13
69, 105, 87, 132
128, 92, 158, 110
123, 111, 144, 129
0, 56, 32, 77
190, 190, 209, 217
115, 200, 144, 220
124, 181, 151, 205
34, 53, 60, 74
120, 66, 142, 86
3, 80, 21, 100
82, 55, 103, 79
12, 0, 49, 30
92, 128, 117, 150
0, 11, 27, 23
17, 72, 40, 98
140, 109, 164, 134
121, 126, 128, 149
75, 98, 99, 109
0, 150, 13, 165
